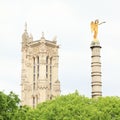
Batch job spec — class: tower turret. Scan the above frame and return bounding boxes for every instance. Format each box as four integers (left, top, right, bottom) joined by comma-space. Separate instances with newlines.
22, 22, 29, 46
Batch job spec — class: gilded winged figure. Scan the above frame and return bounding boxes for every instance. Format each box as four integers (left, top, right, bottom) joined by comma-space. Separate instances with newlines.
91, 19, 105, 40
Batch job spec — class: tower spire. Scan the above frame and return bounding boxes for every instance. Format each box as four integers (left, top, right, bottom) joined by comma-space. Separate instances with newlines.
41, 32, 44, 38
24, 22, 27, 32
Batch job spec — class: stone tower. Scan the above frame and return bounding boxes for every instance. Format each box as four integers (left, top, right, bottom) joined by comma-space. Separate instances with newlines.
90, 40, 102, 98
21, 23, 60, 107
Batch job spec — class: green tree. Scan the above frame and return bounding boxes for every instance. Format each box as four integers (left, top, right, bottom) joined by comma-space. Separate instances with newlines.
32, 92, 120, 120
0, 91, 20, 120
1, 91, 120, 120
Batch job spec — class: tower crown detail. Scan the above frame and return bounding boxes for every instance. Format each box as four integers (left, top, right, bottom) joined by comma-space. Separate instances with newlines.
22, 22, 29, 44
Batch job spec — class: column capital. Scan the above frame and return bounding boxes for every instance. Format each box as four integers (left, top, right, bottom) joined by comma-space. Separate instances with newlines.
90, 41, 101, 48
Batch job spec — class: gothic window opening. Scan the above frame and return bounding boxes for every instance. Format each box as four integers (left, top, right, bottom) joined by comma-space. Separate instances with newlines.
33, 82, 35, 90
37, 66, 39, 79
33, 74, 35, 81
33, 97, 35, 108
50, 75, 52, 90
37, 56, 39, 79
36, 95, 38, 105
46, 56, 49, 78
33, 57, 35, 74
33, 57, 36, 82
50, 57, 52, 90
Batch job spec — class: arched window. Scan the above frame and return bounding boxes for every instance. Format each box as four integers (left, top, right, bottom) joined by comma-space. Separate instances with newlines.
33, 97, 35, 108
33, 57, 35, 74
33, 57, 35, 82
37, 56, 39, 79
50, 57, 52, 90
50, 57, 52, 74
46, 56, 49, 78
36, 95, 38, 105
33, 82, 35, 90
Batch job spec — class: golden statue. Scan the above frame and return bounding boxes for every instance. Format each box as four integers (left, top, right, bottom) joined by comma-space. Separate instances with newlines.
91, 19, 105, 41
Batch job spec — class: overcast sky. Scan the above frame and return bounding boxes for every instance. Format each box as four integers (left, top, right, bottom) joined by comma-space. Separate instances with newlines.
0, 0, 120, 98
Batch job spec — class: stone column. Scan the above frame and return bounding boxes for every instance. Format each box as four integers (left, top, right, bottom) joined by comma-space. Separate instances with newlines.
90, 41, 102, 98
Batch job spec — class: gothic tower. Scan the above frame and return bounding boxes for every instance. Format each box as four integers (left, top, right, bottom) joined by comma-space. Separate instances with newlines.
90, 41, 102, 98
21, 23, 60, 108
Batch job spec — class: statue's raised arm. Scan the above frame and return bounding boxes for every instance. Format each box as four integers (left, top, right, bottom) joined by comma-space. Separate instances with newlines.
90, 19, 106, 41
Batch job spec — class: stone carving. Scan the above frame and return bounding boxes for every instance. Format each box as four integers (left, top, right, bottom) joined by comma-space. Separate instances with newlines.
24, 84, 32, 92
33, 47, 39, 53
40, 43, 46, 52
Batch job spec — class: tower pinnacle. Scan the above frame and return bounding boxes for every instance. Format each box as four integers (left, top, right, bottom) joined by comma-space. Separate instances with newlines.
41, 32, 45, 39
24, 22, 27, 32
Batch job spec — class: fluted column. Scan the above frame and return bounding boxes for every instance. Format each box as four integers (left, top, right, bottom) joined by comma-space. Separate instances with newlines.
90, 41, 102, 98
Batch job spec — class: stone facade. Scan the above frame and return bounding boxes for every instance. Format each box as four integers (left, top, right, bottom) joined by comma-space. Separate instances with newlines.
90, 41, 102, 98
21, 24, 60, 107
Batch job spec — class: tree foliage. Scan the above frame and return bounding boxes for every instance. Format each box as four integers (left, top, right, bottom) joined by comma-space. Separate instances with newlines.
0, 91, 120, 120
0, 91, 20, 120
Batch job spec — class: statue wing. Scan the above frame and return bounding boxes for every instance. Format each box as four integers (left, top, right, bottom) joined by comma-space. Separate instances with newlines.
90, 21, 95, 32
